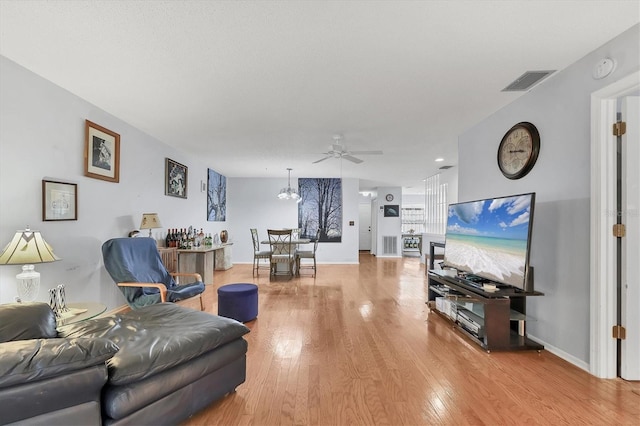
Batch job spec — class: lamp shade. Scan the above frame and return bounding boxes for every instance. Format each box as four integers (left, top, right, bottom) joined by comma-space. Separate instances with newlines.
0, 228, 61, 265
140, 213, 162, 229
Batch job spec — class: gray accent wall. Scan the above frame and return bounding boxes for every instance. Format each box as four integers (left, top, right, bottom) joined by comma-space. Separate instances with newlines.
458, 24, 639, 364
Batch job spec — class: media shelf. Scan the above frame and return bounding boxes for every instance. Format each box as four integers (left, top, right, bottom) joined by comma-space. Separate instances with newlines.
427, 271, 544, 352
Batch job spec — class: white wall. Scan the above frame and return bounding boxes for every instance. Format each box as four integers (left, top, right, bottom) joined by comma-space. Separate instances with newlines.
228, 177, 360, 264
441, 166, 459, 207
0, 57, 362, 309
401, 193, 424, 207
458, 24, 639, 365
374, 187, 402, 257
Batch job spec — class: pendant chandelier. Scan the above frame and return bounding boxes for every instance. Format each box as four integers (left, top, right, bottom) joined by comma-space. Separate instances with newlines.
277, 168, 301, 202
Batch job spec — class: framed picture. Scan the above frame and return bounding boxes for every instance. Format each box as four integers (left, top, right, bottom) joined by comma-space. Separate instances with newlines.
84, 120, 120, 182
298, 178, 343, 242
165, 158, 188, 198
42, 179, 77, 221
384, 204, 399, 217
207, 168, 227, 221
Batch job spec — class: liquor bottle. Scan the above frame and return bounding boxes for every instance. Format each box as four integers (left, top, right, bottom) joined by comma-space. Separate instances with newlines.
198, 228, 205, 247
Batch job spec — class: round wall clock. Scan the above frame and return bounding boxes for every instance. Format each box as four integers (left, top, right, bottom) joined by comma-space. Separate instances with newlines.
385, 194, 394, 202
497, 122, 540, 179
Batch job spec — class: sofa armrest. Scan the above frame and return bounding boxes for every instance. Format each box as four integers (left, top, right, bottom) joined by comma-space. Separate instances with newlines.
0, 337, 119, 389
0, 302, 57, 343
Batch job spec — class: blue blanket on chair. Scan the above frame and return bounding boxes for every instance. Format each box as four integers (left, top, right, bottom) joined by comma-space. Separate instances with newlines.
102, 238, 205, 309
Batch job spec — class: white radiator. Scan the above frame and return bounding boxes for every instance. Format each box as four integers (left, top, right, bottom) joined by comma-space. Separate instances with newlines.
383, 236, 398, 255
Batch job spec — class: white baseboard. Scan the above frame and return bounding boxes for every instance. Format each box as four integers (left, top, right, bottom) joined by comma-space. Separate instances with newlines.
528, 334, 590, 373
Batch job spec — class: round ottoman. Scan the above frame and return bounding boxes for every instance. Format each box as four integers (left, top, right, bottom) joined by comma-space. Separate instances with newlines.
217, 283, 258, 322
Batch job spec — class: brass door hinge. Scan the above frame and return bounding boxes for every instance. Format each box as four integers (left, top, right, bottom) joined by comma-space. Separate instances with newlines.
613, 223, 626, 237
612, 325, 626, 340
613, 121, 627, 136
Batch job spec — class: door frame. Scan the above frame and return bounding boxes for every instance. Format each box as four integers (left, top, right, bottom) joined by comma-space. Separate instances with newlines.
590, 70, 639, 378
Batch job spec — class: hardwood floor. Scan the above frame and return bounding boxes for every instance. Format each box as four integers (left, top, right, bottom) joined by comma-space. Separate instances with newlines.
183, 254, 639, 425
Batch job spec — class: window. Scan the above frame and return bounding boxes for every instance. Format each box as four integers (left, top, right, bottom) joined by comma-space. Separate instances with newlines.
401, 207, 425, 233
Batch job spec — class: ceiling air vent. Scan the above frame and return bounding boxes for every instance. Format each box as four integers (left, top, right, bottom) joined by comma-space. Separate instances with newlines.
502, 70, 555, 92
439, 165, 453, 170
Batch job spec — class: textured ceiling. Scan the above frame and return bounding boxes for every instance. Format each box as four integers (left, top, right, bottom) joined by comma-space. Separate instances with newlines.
1, 0, 638, 194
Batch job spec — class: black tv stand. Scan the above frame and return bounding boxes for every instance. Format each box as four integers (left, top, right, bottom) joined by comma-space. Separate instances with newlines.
427, 270, 544, 352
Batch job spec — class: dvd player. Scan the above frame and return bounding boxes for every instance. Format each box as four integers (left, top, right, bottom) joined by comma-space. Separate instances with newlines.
456, 309, 485, 338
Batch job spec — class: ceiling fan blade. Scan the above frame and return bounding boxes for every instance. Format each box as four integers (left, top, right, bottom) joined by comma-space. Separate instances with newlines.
349, 150, 383, 155
343, 155, 363, 164
312, 156, 331, 164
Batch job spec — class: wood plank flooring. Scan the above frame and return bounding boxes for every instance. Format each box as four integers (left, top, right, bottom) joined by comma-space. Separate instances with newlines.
183, 253, 640, 425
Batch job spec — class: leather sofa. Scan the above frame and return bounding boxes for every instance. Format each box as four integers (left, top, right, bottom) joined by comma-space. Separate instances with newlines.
0, 302, 250, 425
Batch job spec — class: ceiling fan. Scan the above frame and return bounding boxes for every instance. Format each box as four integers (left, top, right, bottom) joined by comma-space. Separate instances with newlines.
312, 135, 383, 164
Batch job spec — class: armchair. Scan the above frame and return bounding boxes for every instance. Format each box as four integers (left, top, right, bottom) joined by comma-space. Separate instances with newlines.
102, 237, 205, 310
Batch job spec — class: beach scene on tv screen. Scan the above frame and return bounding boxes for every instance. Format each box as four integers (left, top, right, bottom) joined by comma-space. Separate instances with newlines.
444, 194, 532, 288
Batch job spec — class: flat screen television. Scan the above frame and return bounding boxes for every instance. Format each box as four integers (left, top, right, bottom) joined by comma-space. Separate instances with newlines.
443, 192, 535, 291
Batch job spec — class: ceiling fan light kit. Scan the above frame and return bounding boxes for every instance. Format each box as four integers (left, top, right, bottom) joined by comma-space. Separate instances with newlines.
313, 134, 383, 164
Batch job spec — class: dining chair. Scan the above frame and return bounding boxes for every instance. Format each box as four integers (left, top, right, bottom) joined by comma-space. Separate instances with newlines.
291, 227, 301, 251
267, 229, 296, 279
296, 228, 321, 277
250, 228, 271, 277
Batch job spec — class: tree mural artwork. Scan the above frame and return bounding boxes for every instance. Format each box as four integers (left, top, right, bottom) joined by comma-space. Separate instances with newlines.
298, 178, 342, 242
207, 168, 226, 221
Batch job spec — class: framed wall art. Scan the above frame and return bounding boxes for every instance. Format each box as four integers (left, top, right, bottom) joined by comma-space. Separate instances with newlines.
84, 120, 120, 183
165, 158, 188, 198
298, 177, 342, 242
384, 205, 399, 217
207, 168, 227, 221
42, 179, 77, 221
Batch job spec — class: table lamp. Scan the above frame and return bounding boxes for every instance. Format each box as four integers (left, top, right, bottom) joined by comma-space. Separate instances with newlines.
0, 227, 61, 302
140, 213, 162, 237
